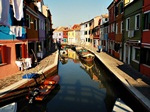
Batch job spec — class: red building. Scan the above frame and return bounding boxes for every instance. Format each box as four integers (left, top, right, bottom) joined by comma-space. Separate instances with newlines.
63, 27, 69, 43
140, 0, 150, 78
114, 0, 124, 60
107, 1, 115, 56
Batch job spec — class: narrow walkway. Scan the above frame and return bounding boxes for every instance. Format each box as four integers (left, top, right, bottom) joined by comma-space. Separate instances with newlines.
83, 45, 150, 111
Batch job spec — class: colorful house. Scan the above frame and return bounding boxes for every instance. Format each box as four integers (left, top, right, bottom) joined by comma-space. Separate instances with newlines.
123, 0, 143, 71
68, 28, 74, 44
63, 27, 69, 43
0, 0, 53, 78
92, 16, 101, 48
0, 1, 27, 78
114, 0, 124, 60
25, 0, 41, 69
81, 20, 91, 46
80, 22, 86, 45
72, 24, 81, 45
100, 14, 109, 51
107, 1, 116, 56
140, 0, 150, 77
42, 5, 53, 53
37, 10, 46, 59
53, 27, 65, 43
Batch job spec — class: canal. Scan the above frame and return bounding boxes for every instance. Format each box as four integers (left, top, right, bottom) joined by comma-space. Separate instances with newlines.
2, 49, 142, 112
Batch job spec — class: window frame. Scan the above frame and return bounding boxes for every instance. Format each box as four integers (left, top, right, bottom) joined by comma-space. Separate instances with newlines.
26, 14, 30, 29
135, 14, 140, 30
34, 19, 38, 30
121, 21, 123, 34
116, 23, 118, 34
143, 11, 150, 30
132, 47, 140, 63
126, 17, 130, 31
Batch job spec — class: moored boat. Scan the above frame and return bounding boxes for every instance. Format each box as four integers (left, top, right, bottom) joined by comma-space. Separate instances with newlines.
23, 73, 60, 103
60, 49, 68, 58
0, 102, 17, 112
79, 51, 95, 62
112, 98, 133, 112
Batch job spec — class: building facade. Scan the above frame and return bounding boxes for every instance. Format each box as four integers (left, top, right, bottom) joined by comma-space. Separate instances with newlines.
123, 0, 143, 71
107, 1, 116, 56
114, 0, 124, 60
140, 0, 150, 77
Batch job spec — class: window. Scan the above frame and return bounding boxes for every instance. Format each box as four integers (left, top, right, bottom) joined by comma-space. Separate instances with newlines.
114, 43, 120, 52
34, 19, 37, 30
85, 24, 87, 28
135, 14, 140, 30
142, 48, 150, 66
132, 47, 140, 62
120, 2, 124, 13
43, 21, 45, 30
112, 23, 115, 32
135, 49, 140, 61
88, 38, 90, 42
121, 21, 123, 33
116, 23, 118, 34
84, 31, 87, 35
126, 18, 130, 31
15, 44, 22, 60
0, 45, 6, 64
26, 14, 30, 28
111, 24, 113, 32
39, 20, 41, 29
89, 22, 92, 26
115, 6, 118, 16
143, 12, 150, 30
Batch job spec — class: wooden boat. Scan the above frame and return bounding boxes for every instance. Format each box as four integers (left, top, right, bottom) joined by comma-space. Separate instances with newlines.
79, 51, 95, 62
60, 49, 68, 58
23, 73, 60, 103
0, 102, 17, 112
112, 98, 133, 112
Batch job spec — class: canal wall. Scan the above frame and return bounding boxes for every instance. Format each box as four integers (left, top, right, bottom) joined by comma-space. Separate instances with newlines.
84, 46, 150, 111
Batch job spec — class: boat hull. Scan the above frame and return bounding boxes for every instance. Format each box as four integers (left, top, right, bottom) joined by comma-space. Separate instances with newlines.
26, 75, 60, 102
0, 102, 17, 112
112, 98, 133, 112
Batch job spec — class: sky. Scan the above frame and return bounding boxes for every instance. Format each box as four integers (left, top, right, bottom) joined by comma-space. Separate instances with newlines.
44, 0, 112, 28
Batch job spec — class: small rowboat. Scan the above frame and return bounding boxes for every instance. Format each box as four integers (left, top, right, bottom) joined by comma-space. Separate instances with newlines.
23, 73, 60, 103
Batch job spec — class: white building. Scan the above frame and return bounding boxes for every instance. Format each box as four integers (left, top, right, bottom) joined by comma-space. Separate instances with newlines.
52, 27, 64, 43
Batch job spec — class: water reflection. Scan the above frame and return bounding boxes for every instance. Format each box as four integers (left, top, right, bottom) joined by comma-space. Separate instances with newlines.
46, 57, 109, 112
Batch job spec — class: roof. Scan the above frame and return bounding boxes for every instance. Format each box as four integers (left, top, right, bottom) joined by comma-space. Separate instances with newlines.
72, 24, 81, 30
101, 14, 109, 18
54, 26, 69, 32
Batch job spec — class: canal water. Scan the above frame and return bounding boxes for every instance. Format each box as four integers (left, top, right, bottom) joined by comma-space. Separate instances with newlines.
5, 49, 139, 112
46, 51, 117, 112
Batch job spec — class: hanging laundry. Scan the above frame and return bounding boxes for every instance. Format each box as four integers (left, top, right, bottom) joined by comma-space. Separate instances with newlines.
12, 0, 24, 21
17, 26, 22, 37
0, 0, 10, 26
9, 26, 16, 35
10, 26, 22, 37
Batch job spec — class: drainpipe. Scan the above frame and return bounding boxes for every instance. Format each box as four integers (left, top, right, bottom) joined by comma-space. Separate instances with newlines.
139, 7, 144, 72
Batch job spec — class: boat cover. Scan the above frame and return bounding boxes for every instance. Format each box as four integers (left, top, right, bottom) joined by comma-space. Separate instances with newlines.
22, 73, 40, 79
